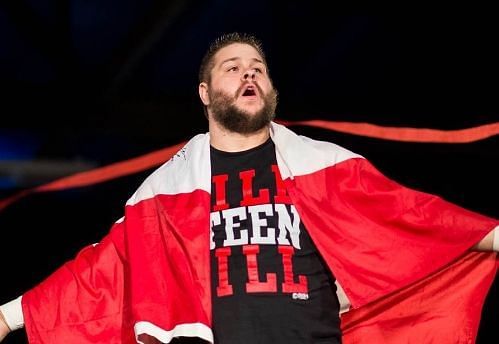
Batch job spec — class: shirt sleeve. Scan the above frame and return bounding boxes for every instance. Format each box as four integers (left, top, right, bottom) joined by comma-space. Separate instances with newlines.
0, 295, 24, 331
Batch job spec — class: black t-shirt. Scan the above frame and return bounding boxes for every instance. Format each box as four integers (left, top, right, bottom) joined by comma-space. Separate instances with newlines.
210, 138, 341, 343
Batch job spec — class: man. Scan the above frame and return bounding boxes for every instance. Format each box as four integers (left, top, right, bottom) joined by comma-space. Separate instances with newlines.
0, 32, 497, 343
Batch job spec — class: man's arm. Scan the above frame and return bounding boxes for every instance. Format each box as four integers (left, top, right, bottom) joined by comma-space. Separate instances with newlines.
0, 309, 10, 342
473, 226, 499, 252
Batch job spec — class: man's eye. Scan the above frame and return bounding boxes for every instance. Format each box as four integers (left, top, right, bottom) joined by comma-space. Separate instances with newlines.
255, 68, 263, 73
228, 66, 238, 72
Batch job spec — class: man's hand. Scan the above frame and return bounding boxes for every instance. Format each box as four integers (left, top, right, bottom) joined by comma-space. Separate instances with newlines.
0, 310, 11, 342
472, 228, 497, 252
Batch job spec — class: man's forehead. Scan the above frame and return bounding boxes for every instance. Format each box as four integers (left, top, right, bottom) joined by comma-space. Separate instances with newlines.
214, 43, 264, 65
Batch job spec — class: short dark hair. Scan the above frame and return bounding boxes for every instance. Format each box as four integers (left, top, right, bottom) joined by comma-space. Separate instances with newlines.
198, 32, 268, 84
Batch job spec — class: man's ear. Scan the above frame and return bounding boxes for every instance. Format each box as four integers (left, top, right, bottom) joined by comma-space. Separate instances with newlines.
199, 82, 210, 106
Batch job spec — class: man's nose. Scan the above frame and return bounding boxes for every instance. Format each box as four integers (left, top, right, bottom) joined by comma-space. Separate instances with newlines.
243, 69, 256, 80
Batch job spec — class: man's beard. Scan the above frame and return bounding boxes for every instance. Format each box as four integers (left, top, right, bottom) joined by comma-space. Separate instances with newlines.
209, 84, 278, 135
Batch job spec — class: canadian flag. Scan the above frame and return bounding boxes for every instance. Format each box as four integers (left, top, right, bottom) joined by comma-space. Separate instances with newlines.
21, 122, 497, 343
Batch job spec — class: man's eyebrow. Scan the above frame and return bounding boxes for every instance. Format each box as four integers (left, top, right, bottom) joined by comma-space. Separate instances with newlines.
219, 57, 264, 66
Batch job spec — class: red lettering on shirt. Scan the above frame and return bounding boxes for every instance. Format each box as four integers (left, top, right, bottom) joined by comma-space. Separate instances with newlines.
279, 246, 308, 293
271, 165, 292, 204
243, 245, 277, 293
212, 174, 229, 211
240, 170, 270, 206
215, 247, 233, 296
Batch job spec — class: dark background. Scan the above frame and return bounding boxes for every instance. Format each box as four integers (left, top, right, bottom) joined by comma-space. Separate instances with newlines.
0, 3, 497, 343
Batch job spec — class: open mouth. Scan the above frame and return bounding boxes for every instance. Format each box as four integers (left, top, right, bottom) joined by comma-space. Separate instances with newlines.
241, 86, 257, 97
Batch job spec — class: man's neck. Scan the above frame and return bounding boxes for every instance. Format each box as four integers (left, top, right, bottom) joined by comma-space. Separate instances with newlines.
209, 122, 270, 153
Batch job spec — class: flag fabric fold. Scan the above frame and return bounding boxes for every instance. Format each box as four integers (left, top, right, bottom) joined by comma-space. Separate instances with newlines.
21, 122, 497, 343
